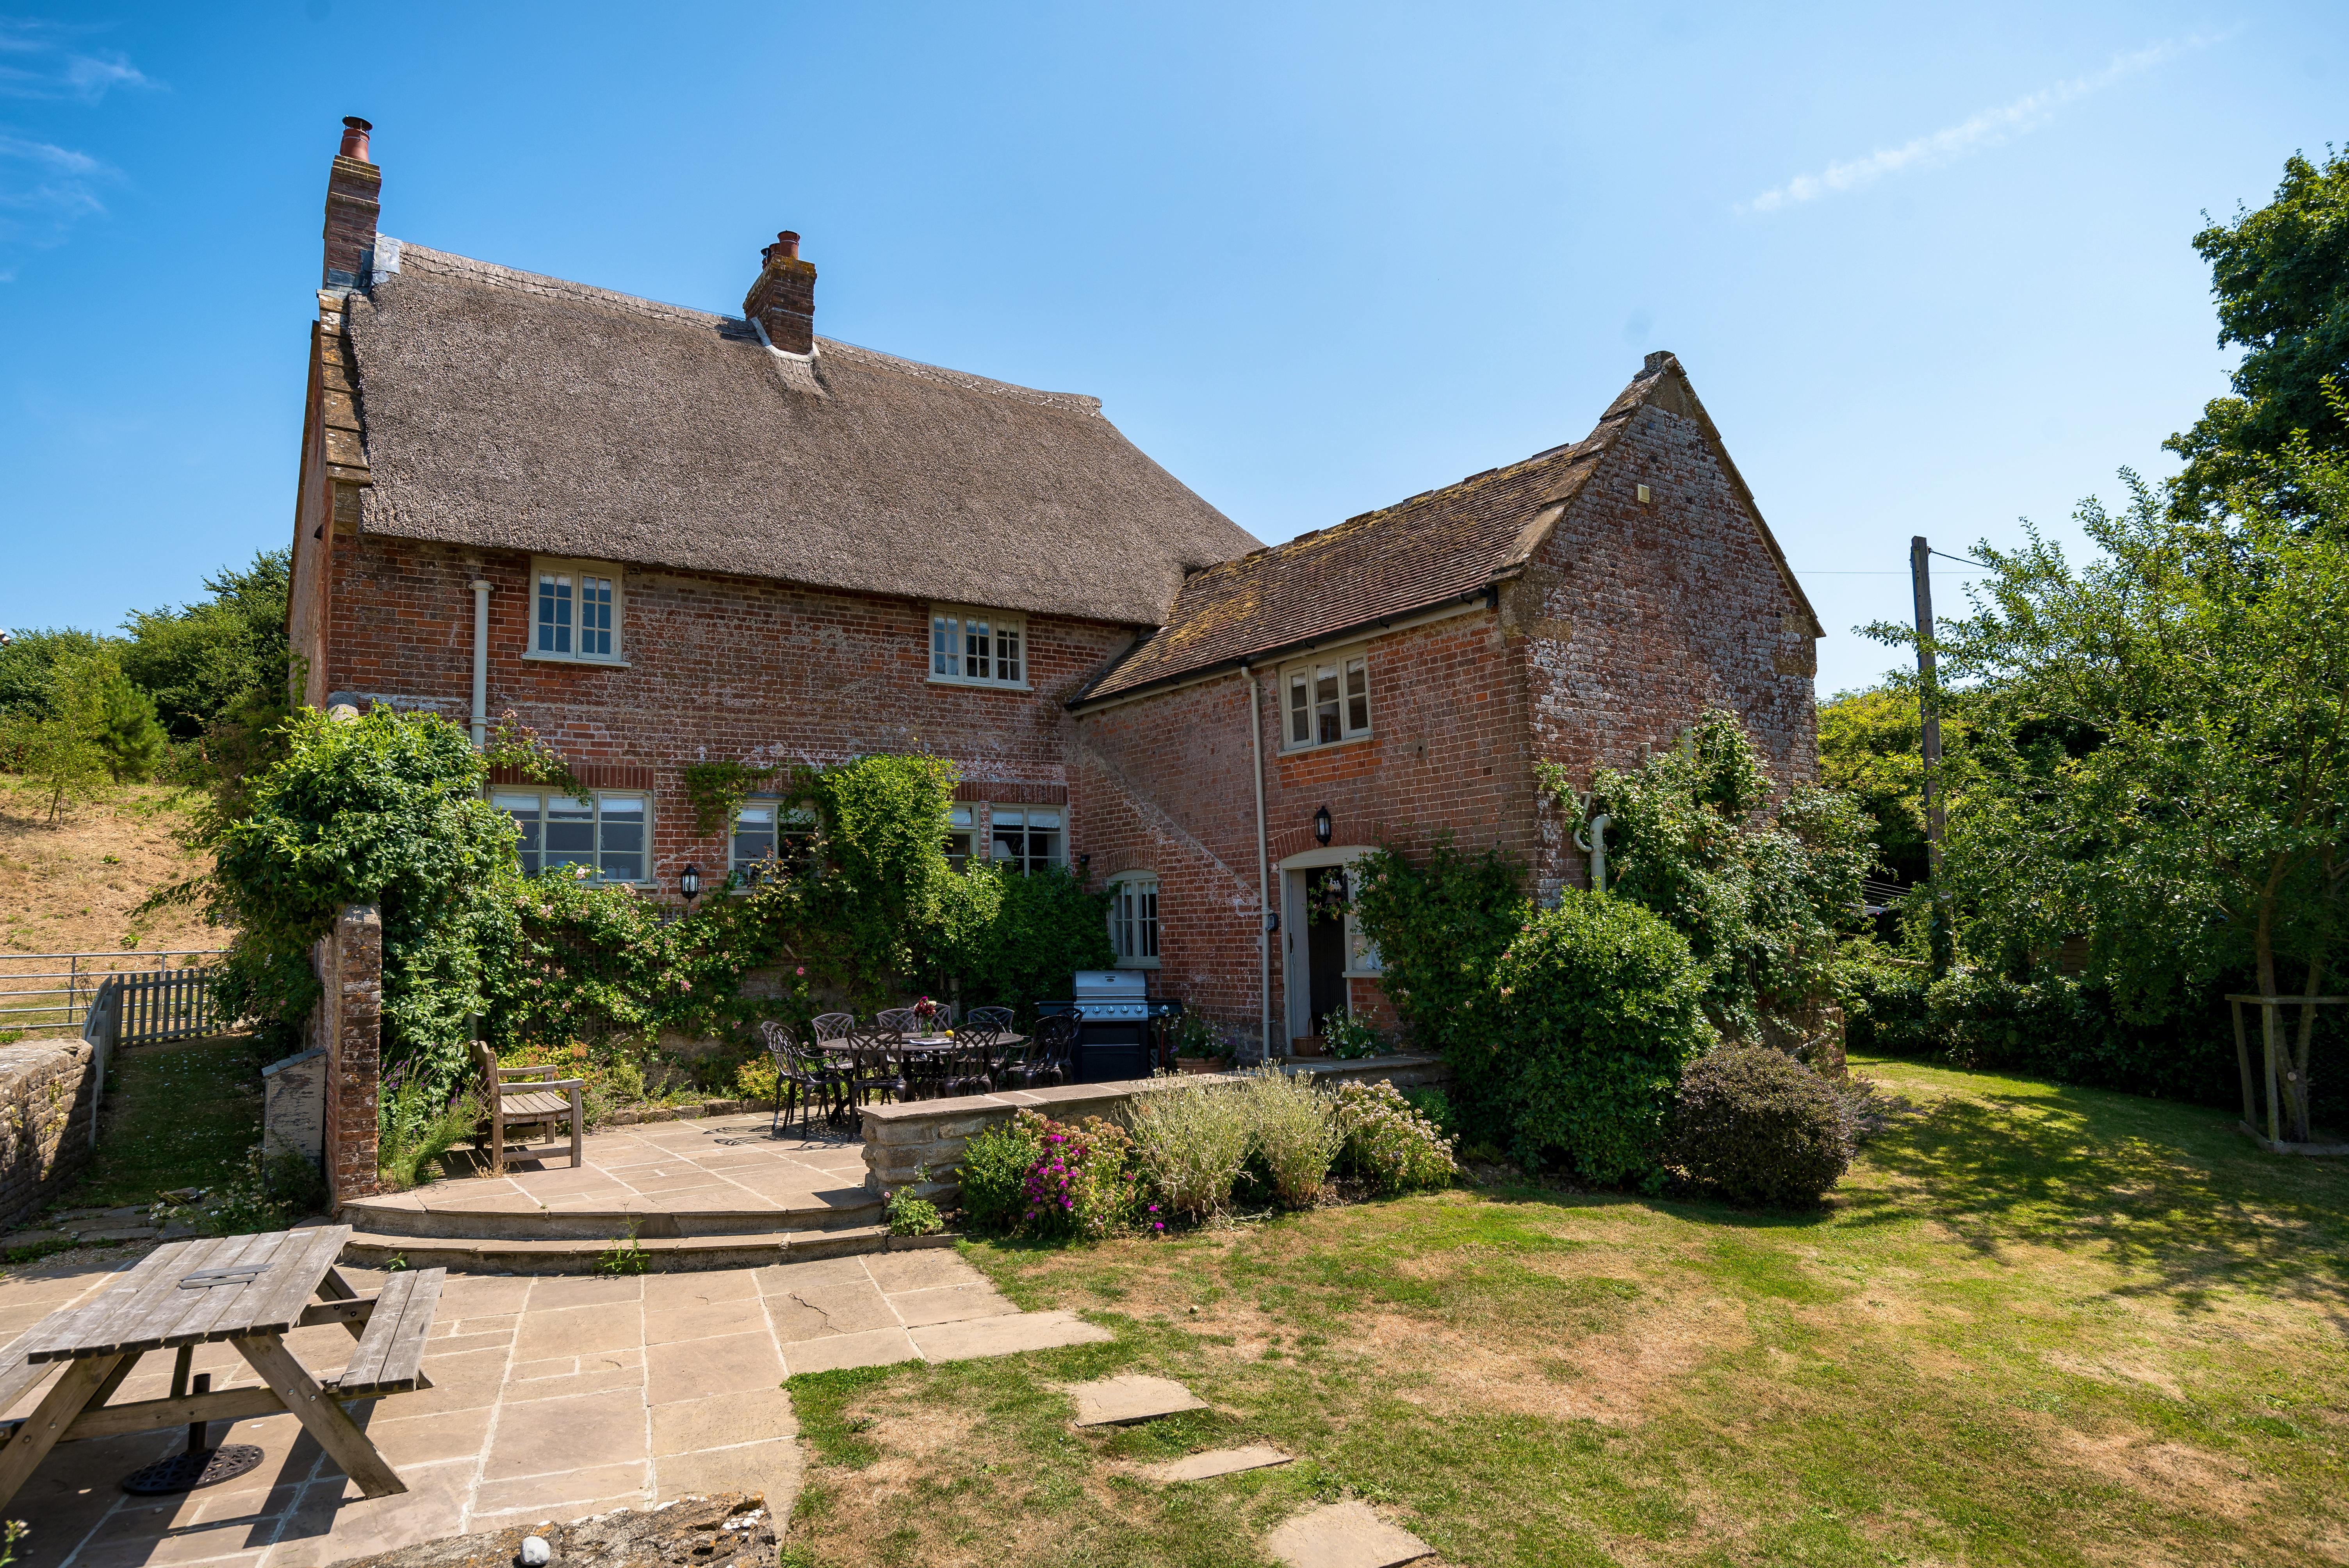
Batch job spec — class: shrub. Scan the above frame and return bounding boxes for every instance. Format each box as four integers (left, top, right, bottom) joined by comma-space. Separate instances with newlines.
886, 1166, 946, 1237
1475, 889, 1715, 1183
1239, 1066, 1342, 1205
1333, 1081, 1458, 1195
1351, 834, 1531, 1062
1128, 1083, 1252, 1219
956, 1119, 1042, 1235
1667, 1045, 1852, 1207
1014, 1110, 1148, 1240
1401, 1086, 1456, 1141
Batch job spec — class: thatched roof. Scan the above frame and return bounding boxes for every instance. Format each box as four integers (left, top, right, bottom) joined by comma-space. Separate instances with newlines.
1073, 353, 1819, 706
343, 244, 1258, 625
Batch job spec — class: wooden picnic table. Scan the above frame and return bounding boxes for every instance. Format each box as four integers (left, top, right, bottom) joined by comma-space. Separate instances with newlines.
0, 1224, 442, 1510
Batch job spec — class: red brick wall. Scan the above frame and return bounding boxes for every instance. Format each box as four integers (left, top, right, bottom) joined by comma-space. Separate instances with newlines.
315, 535, 1134, 889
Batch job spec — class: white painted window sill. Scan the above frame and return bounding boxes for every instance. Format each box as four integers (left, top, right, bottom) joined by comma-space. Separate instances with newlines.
927, 674, 1031, 693
522, 651, 631, 668
1279, 731, 1374, 757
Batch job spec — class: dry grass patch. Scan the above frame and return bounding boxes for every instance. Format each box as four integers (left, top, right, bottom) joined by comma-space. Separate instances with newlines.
0, 779, 218, 975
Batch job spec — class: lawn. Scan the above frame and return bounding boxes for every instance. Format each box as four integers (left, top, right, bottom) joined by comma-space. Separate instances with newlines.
783, 1056, 2349, 1567
66, 1033, 269, 1209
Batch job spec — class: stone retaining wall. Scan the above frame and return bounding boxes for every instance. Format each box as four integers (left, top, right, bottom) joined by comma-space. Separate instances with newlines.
0, 1038, 98, 1231
861, 1055, 1451, 1200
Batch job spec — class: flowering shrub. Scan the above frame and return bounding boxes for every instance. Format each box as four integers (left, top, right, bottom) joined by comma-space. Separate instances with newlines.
1333, 1080, 1458, 1195
1320, 1011, 1385, 1060
957, 1119, 1042, 1234
1013, 1110, 1154, 1241
1128, 1083, 1252, 1218
1240, 1066, 1342, 1205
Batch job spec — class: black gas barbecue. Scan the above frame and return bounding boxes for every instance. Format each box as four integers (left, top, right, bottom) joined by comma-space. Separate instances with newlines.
1035, 970, 1184, 1083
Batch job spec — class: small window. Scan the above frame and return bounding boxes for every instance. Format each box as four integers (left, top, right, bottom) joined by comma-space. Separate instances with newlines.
945, 804, 977, 871
1282, 650, 1371, 750
989, 805, 1062, 872
930, 606, 1025, 688
1109, 873, 1160, 967
730, 799, 814, 886
495, 790, 649, 884
531, 558, 625, 663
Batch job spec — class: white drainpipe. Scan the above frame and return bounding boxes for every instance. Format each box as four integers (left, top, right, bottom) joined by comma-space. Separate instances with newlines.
469, 579, 492, 750
1579, 813, 1613, 892
1244, 659, 1272, 1062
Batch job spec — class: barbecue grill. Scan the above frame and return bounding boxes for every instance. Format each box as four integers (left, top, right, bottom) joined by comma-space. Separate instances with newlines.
1035, 970, 1184, 1082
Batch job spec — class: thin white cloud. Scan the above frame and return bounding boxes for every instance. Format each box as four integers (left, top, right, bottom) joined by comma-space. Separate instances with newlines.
0, 18, 152, 102
1740, 35, 2226, 215
0, 128, 116, 263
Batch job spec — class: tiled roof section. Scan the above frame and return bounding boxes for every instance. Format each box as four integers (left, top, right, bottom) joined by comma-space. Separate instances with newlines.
1074, 353, 1820, 706
342, 244, 1259, 626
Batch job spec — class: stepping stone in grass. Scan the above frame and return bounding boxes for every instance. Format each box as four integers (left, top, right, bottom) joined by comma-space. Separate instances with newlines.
1264, 1499, 1436, 1568
1138, 1444, 1291, 1483
1062, 1374, 1208, 1427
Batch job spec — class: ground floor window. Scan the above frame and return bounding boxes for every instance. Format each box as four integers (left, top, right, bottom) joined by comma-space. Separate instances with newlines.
731, 799, 814, 886
1109, 873, 1160, 966
946, 804, 977, 871
991, 805, 1062, 872
495, 790, 647, 883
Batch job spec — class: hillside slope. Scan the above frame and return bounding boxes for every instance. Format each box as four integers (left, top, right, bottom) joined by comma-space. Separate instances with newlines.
0, 782, 225, 959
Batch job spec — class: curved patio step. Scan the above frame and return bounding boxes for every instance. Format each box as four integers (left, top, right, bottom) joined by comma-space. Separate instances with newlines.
340, 1193, 884, 1241
337, 1222, 943, 1275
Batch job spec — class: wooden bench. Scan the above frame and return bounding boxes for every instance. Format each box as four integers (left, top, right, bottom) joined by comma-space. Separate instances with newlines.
473, 1039, 585, 1171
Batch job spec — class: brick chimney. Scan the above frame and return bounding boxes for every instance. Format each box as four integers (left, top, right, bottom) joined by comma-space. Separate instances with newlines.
744, 231, 817, 355
323, 116, 381, 290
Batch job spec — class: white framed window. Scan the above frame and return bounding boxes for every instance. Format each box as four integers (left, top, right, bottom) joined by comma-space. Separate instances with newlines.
495, 789, 649, 884
945, 804, 978, 871
730, 798, 814, 887
1345, 904, 1382, 976
1282, 650, 1371, 750
989, 805, 1062, 872
1108, 872, 1160, 968
930, 605, 1025, 688
529, 558, 626, 664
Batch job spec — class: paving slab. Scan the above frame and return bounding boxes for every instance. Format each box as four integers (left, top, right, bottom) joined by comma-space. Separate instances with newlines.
1264, 1500, 1437, 1568
911, 1308, 1110, 1362
1139, 1443, 1293, 1482
1063, 1372, 1208, 1426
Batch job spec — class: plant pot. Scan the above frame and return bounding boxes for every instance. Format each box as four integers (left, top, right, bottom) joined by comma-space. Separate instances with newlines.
1292, 1035, 1328, 1058
1175, 1057, 1220, 1075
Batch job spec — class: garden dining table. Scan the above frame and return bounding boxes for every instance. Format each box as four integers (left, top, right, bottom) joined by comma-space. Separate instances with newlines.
0, 1224, 441, 1510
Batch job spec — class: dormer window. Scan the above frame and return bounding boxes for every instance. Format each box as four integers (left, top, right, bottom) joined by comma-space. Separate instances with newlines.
929, 606, 1025, 689
529, 558, 626, 664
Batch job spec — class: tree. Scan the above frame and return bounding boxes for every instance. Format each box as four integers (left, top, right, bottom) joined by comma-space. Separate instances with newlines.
0, 648, 165, 820
2165, 149, 2349, 522
0, 627, 109, 719
119, 549, 294, 740
1885, 445, 2349, 1142
1817, 682, 1980, 887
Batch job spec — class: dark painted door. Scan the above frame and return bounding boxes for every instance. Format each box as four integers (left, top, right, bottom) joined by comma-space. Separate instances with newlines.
1306, 867, 1348, 1034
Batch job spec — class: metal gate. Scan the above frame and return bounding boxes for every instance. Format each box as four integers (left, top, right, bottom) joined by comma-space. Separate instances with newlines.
0, 951, 225, 1036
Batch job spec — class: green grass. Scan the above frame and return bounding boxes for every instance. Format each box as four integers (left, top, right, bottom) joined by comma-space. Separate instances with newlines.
781, 1057, 2349, 1566
66, 1033, 270, 1209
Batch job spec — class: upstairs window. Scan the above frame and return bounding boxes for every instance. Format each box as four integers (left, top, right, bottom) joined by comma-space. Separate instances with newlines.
532, 558, 625, 663
930, 606, 1025, 688
497, 790, 647, 884
1283, 651, 1371, 749
990, 805, 1062, 872
730, 799, 814, 886
1108, 872, 1160, 967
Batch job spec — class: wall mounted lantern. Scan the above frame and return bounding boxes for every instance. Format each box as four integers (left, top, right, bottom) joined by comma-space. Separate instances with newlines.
1313, 805, 1332, 846
681, 863, 701, 906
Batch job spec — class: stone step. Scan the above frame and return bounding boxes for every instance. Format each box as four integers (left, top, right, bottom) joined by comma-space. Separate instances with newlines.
339, 1196, 884, 1241
338, 1224, 943, 1275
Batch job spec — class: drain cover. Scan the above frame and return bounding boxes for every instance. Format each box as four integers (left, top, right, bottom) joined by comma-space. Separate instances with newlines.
121, 1444, 264, 1495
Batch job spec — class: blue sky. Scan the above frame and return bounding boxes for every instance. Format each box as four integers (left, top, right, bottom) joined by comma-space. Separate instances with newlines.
1, 2, 2339, 697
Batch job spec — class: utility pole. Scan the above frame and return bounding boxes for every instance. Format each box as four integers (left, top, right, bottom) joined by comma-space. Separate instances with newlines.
1911, 536, 1953, 976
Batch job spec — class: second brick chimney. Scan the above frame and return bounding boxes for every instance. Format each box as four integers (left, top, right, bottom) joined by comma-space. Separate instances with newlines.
323, 116, 381, 290
744, 231, 817, 355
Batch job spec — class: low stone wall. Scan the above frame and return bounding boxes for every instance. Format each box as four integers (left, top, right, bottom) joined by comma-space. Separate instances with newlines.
0, 1038, 99, 1231
861, 1054, 1452, 1200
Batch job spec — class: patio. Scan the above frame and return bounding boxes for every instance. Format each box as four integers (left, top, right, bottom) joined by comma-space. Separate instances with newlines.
2, 1238, 1105, 1566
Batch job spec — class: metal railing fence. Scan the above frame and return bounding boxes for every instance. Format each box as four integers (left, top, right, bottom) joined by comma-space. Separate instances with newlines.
0, 950, 226, 1035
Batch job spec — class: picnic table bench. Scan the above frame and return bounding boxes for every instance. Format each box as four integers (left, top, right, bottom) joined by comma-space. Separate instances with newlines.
0, 1224, 440, 1509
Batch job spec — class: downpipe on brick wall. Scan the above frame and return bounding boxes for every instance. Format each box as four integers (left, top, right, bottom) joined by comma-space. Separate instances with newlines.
1574, 810, 1612, 893
1244, 657, 1272, 1062
469, 579, 492, 750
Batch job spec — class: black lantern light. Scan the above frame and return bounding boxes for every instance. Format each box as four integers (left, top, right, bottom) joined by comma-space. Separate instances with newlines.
680, 863, 701, 905
1313, 804, 1332, 846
